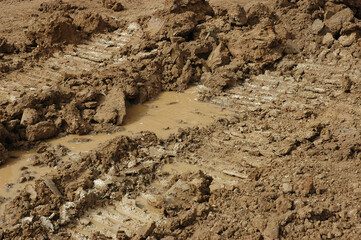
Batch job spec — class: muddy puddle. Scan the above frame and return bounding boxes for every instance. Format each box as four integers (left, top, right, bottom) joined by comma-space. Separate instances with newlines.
0, 86, 231, 208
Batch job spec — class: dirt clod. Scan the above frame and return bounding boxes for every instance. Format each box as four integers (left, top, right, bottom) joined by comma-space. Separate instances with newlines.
26, 121, 57, 141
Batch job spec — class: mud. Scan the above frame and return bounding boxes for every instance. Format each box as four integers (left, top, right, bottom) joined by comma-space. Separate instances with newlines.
0, 86, 228, 211
1, 0, 361, 239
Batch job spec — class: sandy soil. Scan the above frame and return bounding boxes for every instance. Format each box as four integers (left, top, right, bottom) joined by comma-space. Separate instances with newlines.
1, 0, 361, 239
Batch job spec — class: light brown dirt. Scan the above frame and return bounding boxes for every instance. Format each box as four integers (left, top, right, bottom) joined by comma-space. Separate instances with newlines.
1, 0, 361, 239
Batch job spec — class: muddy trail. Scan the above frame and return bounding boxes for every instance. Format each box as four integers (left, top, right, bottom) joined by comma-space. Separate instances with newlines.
1, 0, 361, 239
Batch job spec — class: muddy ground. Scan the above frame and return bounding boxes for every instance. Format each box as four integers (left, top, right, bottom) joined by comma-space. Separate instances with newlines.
1, 0, 361, 239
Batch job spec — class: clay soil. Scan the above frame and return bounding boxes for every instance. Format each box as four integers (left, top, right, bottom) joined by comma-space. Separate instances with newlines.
1, 0, 361, 239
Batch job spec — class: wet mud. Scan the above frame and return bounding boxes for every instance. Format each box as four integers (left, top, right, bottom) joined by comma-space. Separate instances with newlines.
0, 86, 229, 213
1, 0, 361, 239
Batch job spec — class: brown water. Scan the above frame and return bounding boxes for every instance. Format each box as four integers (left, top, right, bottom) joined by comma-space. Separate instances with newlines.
0, 151, 50, 199
0, 86, 231, 204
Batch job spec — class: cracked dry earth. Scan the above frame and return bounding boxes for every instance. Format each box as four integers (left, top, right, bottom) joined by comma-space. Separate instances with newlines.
1, 0, 361, 239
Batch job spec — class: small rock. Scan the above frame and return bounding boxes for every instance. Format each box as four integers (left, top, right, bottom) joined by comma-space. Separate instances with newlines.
263, 219, 280, 240
298, 176, 316, 196
40, 216, 54, 233
62, 101, 92, 134
322, 32, 334, 47
228, 5, 247, 26
94, 88, 126, 125
311, 19, 324, 34
76, 88, 99, 103
21, 216, 34, 225
252, 215, 267, 232
325, 8, 354, 36
338, 32, 357, 47
281, 183, 293, 193
42, 177, 62, 196
20, 108, 40, 126
79, 218, 90, 226
284, 40, 300, 54
207, 42, 230, 72
276, 197, 293, 213
60, 202, 76, 225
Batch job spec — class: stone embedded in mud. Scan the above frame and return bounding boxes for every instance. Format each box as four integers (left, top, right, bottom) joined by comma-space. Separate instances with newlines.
26, 121, 57, 141
21, 216, 34, 226
325, 8, 354, 36
298, 176, 316, 196
284, 40, 301, 54
207, 43, 230, 72
60, 202, 76, 224
201, 65, 238, 91
276, 197, 293, 213
60, 202, 77, 225
164, 12, 197, 38
281, 183, 293, 194
146, 17, 165, 38
322, 32, 335, 47
311, 19, 325, 35
94, 88, 126, 126
263, 219, 280, 240
20, 108, 40, 126
43, 177, 62, 196
338, 32, 357, 47
179, 208, 197, 227
62, 101, 92, 135
40, 216, 55, 233
76, 88, 99, 103
246, 3, 275, 26
228, 5, 247, 26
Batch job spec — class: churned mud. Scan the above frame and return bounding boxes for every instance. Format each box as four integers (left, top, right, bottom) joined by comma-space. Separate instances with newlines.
0, 86, 228, 205
1, 0, 361, 239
